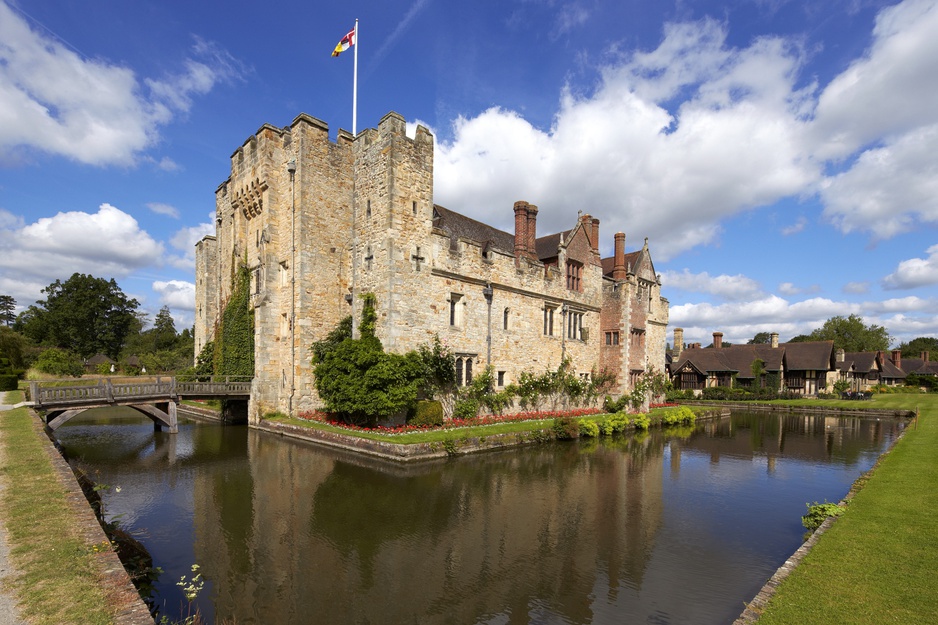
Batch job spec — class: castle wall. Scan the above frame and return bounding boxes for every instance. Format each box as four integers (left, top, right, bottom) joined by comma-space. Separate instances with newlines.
195, 111, 669, 418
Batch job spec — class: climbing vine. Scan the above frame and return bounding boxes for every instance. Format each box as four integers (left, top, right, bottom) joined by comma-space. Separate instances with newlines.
213, 264, 255, 377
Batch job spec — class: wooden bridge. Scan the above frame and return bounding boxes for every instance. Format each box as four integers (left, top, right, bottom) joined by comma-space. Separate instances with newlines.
29, 376, 252, 434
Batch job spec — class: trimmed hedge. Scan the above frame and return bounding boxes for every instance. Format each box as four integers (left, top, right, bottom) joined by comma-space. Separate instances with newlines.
409, 400, 444, 427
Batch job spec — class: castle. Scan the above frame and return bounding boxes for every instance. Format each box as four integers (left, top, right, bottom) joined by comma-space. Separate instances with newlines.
194, 111, 669, 421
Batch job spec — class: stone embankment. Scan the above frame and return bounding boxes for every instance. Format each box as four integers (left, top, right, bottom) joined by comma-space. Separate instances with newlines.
254, 407, 730, 462
686, 401, 914, 418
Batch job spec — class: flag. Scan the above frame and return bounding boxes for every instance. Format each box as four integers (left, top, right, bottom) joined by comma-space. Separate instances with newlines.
332, 27, 355, 57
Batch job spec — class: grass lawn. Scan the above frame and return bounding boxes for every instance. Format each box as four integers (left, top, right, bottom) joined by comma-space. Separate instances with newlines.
754, 393, 937, 624
0, 398, 115, 624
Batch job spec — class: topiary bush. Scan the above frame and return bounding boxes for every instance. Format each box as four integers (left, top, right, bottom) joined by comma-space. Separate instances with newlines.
410, 400, 444, 427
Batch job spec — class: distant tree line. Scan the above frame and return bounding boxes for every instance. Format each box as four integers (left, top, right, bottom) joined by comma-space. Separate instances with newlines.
1, 273, 193, 378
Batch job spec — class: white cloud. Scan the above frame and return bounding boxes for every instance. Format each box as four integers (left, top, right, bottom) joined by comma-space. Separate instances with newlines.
147, 202, 180, 219
0, 203, 163, 303
781, 216, 806, 235
883, 244, 938, 289
821, 124, 938, 237
811, 0, 938, 159
152, 280, 195, 310
778, 282, 820, 296
0, 4, 243, 166
434, 18, 819, 258
661, 269, 762, 301
167, 222, 215, 270
843, 281, 870, 294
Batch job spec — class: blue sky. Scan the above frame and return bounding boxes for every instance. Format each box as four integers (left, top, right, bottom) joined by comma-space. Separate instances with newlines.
1, 0, 936, 347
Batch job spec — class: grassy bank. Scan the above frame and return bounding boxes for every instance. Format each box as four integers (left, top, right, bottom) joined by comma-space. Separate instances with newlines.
0, 399, 114, 624
754, 393, 936, 624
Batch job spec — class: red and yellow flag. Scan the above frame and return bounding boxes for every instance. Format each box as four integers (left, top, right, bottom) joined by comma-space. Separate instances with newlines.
332, 27, 355, 57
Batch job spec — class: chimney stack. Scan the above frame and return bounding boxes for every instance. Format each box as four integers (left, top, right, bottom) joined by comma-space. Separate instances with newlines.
591, 217, 600, 255
923, 351, 930, 363
891, 349, 901, 369
713, 332, 723, 349
526, 203, 538, 258
673, 328, 684, 359
613, 232, 627, 280
770, 332, 779, 349
513, 201, 529, 260
837, 348, 845, 363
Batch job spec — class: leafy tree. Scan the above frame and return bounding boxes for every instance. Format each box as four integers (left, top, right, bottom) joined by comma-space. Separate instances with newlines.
17, 274, 139, 359
898, 337, 938, 361
34, 347, 84, 377
0, 327, 29, 370
748, 332, 772, 345
152, 306, 178, 351
807, 314, 890, 352
0, 295, 15, 326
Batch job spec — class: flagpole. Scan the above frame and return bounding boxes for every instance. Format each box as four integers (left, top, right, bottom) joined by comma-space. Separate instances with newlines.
352, 18, 359, 136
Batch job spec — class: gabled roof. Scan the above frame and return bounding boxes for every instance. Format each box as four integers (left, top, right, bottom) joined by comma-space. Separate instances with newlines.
672, 344, 784, 378
534, 230, 571, 260
901, 357, 938, 376
783, 341, 835, 371
85, 354, 114, 365
600, 251, 642, 278
880, 358, 906, 380
841, 351, 878, 374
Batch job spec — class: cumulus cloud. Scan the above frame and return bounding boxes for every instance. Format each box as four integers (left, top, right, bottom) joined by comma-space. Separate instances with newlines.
434, 17, 819, 257
152, 279, 195, 310
0, 203, 163, 302
0, 3, 244, 166
432, 0, 938, 256
882, 244, 938, 289
661, 269, 762, 301
167, 222, 215, 270
781, 216, 807, 235
147, 202, 180, 219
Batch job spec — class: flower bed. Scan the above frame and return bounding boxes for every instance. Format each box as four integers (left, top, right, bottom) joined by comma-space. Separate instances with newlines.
295, 407, 604, 436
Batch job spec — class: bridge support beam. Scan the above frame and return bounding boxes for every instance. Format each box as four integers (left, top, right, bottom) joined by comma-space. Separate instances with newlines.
130, 402, 178, 434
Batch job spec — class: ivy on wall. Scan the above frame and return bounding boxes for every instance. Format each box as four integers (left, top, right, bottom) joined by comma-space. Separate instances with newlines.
213, 264, 255, 377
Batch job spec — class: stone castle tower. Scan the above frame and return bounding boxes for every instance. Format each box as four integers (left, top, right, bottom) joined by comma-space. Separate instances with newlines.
195, 111, 669, 421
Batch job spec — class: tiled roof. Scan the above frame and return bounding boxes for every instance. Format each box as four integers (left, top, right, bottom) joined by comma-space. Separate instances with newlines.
534, 230, 571, 261
432, 205, 515, 255
600, 251, 642, 278
783, 341, 835, 370
672, 344, 784, 378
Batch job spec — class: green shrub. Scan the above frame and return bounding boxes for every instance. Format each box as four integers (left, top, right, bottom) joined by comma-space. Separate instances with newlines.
632, 413, 650, 430
34, 348, 84, 377
603, 395, 629, 413
579, 419, 600, 437
551, 416, 579, 440
452, 399, 480, 421
0, 374, 17, 391
663, 406, 697, 426
410, 400, 444, 427
802, 501, 845, 532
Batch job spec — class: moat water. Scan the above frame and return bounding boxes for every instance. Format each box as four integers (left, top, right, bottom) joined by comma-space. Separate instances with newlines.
55, 409, 904, 625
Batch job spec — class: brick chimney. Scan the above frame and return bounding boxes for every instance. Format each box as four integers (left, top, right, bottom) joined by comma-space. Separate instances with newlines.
891, 349, 902, 369
613, 232, 627, 280
713, 332, 723, 349
513, 201, 529, 259
673, 327, 684, 359
770, 332, 779, 349
591, 217, 600, 255
923, 351, 930, 363
526, 203, 538, 258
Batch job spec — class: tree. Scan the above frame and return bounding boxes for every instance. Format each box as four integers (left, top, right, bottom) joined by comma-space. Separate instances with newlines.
748, 332, 772, 345
152, 306, 178, 351
0, 295, 15, 326
807, 315, 890, 352
898, 337, 938, 361
787, 334, 812, 343
22, 274, 139, 359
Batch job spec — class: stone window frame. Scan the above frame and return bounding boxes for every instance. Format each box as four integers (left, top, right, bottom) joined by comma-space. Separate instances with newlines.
449, 293, 465, 327
565, 259, 583, 292
605, 330, 620, 346
455, 353, 477, 386
543, 304, 556, 336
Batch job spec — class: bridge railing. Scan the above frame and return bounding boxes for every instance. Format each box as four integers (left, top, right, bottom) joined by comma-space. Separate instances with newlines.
30, 375, 254, 407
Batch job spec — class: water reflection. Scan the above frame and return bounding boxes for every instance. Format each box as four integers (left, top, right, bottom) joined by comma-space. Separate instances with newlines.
56, 409, 903, 625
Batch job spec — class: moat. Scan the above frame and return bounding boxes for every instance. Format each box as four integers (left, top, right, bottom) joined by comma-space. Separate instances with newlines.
56, 409, 904, 624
